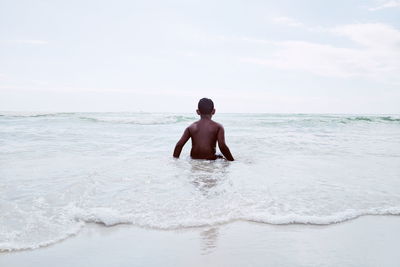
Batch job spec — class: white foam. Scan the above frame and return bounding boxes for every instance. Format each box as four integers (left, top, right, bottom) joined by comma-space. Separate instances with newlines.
1, 113, 400, 251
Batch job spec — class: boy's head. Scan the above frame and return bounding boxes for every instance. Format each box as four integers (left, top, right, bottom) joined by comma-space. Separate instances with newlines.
197, 98, 215, 116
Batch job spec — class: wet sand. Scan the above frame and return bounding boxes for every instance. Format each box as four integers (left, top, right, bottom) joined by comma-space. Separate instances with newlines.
1, 216, 400, 267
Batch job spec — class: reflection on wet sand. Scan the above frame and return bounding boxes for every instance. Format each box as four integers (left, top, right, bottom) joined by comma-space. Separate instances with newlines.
187, 159, 230, 254
200, 227, 219, 255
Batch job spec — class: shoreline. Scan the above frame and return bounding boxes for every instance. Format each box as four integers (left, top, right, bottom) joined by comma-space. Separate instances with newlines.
2, 213, 400, 253
1, 215, 400, 266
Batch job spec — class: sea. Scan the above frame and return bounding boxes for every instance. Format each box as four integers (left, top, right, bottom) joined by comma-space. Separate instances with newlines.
1, 112, 400, 251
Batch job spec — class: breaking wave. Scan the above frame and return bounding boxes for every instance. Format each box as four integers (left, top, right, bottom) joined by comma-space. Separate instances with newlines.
77, 115, 195, 125
2, 205, 400, 252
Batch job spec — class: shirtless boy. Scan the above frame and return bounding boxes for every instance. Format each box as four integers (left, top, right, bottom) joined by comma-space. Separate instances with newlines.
173, 98, 234, 161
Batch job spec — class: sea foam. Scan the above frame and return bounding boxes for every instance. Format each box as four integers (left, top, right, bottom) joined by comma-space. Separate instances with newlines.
1, 113, 400, 251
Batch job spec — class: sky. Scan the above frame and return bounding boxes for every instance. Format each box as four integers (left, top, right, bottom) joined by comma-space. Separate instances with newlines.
0, 0, 399, 113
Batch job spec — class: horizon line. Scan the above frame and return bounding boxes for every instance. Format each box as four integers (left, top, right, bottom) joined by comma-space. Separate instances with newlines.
1, 110, 399, 115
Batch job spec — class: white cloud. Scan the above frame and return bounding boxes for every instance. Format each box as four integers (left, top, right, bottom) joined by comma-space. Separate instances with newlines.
242, 23, 400, 83
270, 16, 327, 33
1, 40, 48, 45
0, 73, 12, 83
241, 41, 368, 77
332, 23, 400, 49
271, 16, 303, 27
369, 0, 400, 10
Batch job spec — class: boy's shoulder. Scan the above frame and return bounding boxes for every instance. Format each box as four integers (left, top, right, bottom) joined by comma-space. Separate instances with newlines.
187, 120, 223, 129
210, 119, 223, 128
211, 120, 223, 128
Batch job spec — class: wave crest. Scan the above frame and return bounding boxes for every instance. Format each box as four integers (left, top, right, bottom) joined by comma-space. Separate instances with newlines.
2, 206, 400, 252
78, 115, 195, 125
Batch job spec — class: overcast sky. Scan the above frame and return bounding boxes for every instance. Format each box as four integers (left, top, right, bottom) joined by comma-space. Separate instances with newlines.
0, 0, 399, 113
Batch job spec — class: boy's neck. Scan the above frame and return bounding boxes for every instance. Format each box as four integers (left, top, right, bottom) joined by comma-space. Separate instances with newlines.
200, 114, 212, 120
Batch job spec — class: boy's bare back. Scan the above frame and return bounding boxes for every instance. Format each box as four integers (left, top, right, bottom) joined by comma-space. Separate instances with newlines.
173, 98, 234, 161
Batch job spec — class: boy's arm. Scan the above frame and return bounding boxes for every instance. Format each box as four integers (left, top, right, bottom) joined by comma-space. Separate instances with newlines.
173, 127, 190, 158
217, 125, 234, 161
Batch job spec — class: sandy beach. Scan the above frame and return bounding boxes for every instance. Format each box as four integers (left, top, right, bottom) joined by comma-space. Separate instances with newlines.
1, 215, 399, 267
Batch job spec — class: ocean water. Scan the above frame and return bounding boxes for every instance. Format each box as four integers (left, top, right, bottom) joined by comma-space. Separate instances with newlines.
1, 112, 400, 251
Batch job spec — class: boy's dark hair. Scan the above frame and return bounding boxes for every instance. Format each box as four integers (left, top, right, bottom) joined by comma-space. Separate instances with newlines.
198, 98, 214, 114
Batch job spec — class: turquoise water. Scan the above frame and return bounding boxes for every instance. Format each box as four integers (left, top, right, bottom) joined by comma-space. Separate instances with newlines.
1, 112, 400, 251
